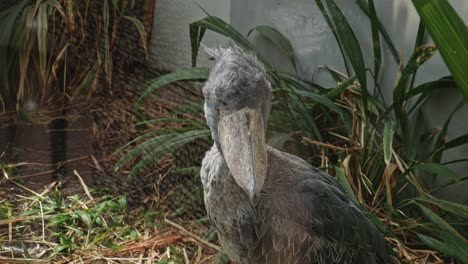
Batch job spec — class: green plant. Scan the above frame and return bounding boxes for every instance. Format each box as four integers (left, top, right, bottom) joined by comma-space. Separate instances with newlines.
154, 245, 186, 264
19, 190, 131, 257
0, 0, 148, 112
411, 0, 468, 99
0, 203, 12, 221
118, 0, 468, 262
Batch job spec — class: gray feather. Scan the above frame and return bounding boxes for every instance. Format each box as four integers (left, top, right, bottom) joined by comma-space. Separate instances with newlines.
201, 46, 394, 264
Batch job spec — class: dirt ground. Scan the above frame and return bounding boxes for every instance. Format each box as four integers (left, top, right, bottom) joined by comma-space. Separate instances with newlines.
0, 83, 222, 263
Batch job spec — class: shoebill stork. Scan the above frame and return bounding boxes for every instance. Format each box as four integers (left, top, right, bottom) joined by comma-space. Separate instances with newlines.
201, 47, 393, 264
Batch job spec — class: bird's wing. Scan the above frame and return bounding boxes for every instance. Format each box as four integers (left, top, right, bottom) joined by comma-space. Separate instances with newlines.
249, 148, 392, 263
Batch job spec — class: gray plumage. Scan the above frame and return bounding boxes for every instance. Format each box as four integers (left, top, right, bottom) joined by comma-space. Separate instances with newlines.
201, 47, 393, 264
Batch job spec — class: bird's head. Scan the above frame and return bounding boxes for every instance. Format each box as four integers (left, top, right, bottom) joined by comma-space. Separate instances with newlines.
203, 47, 272, 202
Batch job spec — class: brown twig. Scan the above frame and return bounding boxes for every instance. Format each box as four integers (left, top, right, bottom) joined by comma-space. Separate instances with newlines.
301, 137, 361, 152
0, 257, 49, 264
0, 214, 58, 226
103, 234, 184, 255
164, 219, 221, 251
73, 170, 94, 202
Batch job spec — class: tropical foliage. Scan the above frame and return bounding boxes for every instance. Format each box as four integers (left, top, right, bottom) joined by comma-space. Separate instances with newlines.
0, 0, 148, 112
118, 0, 468, 262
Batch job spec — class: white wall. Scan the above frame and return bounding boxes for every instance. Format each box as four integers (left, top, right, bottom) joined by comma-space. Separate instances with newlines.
150, 0, 231, 70
150, 0, 468, 200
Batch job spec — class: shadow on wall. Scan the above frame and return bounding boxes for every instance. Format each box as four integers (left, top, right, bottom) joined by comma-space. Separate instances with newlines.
228, 0, 468, 202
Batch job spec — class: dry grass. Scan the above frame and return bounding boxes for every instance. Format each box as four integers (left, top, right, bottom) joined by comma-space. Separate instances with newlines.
0, 86, 219, 263
0, 183, 219, 263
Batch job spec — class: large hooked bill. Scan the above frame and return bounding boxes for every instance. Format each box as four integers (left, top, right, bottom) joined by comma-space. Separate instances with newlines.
218, 107, 267, 203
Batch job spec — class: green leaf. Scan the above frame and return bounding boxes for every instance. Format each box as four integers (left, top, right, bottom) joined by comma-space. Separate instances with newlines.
415, 163, 460, 183
367, 0, 381, 82
324, 0, 367, 95
37, 2, 48, 84
49, 244, 71, 258
409, 21, 426, 90
444, 133, 468, 151
103, 0, 111, 81
0, 204, 12, 219
295, 89, 341, 114
71, 60, 99, 99
412, 0, 468, 99
416, 195, 468, 220
335, 166, 358, 204
403, 78, 456, 102
129, 129, 211, 177
189, 22, 206, 67
133, 68, 210, 116
48, 215, 71, 226
189, 15, 270, 69
414, 19, 427, 50
173, 101, 204, 115
281, 81, 322, 141
115, 133, 178, 170
407, 109, 425, 159
327, 76, 357, 99
93, 230, 110, 245
383, 121, 395, 165
248, 25, 297, 71
442, 158, 468, 166
75, 210, 92, 227
392, 45, 442, 153
63, 225, 83, 236
103, 242, 124, 250
416, 203, 468, 262
123, 16, 148, 57
20, 209, 41, 216
417, 203, 464, 238
111, 0, 121, 13
321, 65, 348, 82
118, 195, 127, 208
354, 0, 399, 63
17, 107, 33, 122
314, 0, 350, 75
417, 233, 456, 258
115, 127, 200, 155
393, 45, 438, 109
0, 0, 28, 18
432, 100, 466, 163
0, 0, 30, 95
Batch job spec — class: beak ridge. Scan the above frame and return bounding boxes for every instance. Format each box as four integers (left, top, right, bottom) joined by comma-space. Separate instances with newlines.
218, 107, 267, 202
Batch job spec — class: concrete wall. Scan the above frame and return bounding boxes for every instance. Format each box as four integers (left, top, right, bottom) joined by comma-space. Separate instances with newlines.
150, 0, 468, 200
230, 0, 468, 200
150, 0, 231, 70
